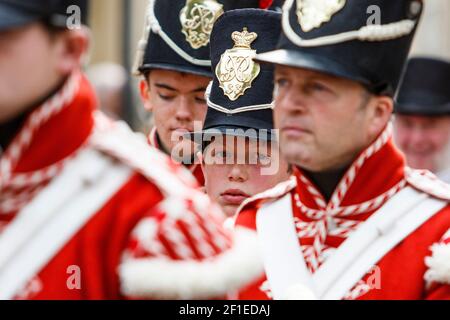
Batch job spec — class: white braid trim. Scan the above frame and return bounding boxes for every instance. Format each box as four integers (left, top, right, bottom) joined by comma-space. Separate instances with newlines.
119, 228, 264, 299
205, 82, 274, 115
0, 72, 81, 190
133, 0, 211, 75
282, 0, 417, 48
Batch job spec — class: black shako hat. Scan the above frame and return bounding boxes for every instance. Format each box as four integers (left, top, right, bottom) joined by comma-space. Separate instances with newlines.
187, 9, 282, 143
256, 0, 423, 96
0, 0, 89, 31
395, 57, 450, 116
134, 0, 226, 77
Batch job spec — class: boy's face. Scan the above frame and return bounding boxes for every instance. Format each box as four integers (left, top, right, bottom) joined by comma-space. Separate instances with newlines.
202, 135, 290, 217
140, 69, 210, 155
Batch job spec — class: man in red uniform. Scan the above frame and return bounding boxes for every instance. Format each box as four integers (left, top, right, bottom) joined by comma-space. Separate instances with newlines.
394, 57, 450, 183
0, 0, 262, 300
134, 0, 276, 186
235, 0, 450, 300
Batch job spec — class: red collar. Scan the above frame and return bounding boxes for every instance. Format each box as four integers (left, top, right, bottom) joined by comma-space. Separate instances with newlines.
292, 125, 408, 273
0, 72, 96, 215
294, 125, 407, 219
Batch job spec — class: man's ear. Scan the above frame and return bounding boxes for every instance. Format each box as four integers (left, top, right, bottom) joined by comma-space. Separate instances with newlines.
56, 28, 90, 75
139, 79, 153, 112
367, 95, 394, 139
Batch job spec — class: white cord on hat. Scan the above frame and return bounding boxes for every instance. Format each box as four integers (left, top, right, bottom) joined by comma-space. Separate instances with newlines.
282, 0, 417, 48
205, 82, 274, 115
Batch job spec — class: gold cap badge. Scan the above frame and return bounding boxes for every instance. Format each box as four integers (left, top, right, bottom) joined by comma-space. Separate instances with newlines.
215, 28, 261, 101
180, 0, 224, 49
296, 0, 346, 32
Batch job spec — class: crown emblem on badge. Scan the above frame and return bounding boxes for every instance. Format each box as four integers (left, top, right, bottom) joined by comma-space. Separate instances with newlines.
215, 28, 261, 101
296, 0, 346, 32
180, 0, 224, 49
231, 28, 258, 48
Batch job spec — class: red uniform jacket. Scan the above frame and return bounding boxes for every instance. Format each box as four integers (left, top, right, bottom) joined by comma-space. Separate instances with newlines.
0, 72, 262, 300
235, 125, 450, 300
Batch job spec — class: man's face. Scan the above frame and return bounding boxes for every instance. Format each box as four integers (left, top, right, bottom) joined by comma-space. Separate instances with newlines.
140, 69, 210, 154
394, 114, 450, 172
202, 136, 290, 217
273, 65, 380, 172
0, 23, 62, 123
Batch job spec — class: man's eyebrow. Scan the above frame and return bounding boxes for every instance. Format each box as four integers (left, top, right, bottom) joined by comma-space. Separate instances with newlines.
155, 83, 177, 91
191, 86, 208, 93
154, 84, 207, 93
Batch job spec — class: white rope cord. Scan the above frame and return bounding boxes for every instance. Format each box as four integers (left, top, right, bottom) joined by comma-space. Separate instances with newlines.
0, 73, 82, 215
207, 99, 274, 115
282, 0, 417, 48
205, 82, 274, 115
133, 0, 212, 75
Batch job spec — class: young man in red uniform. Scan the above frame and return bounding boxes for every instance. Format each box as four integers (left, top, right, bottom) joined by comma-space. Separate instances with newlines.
235, 0, 450, 300
0, 0, 262, 300
134, 0, 274, 186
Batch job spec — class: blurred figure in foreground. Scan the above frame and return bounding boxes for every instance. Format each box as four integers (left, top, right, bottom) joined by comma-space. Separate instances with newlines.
394, 57, 450, 183
0, 0, 261, 300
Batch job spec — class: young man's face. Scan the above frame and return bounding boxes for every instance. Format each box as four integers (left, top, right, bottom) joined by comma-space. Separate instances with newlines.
0, 23, 86, 123
273, 65, 392, 172
202, 136, 290, 217
394, 114, 450, 172
140, 69, 210, 155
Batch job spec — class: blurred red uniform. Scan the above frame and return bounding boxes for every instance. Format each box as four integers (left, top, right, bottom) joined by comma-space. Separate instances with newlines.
0, 72, 262, 300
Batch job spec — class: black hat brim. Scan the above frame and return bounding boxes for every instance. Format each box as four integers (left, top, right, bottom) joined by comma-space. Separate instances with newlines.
139, 63, 213, 78
255, 49, 379, 91
0, 3, 43, 31
186, 126, 277, 144
395, 102, 450, 116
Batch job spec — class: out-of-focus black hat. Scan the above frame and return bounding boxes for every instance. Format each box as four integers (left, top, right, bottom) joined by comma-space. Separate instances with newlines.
187, 8, 282, 143
396, 57, 450, 116
256, 0, 423, 96
0, 0, 89, 31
